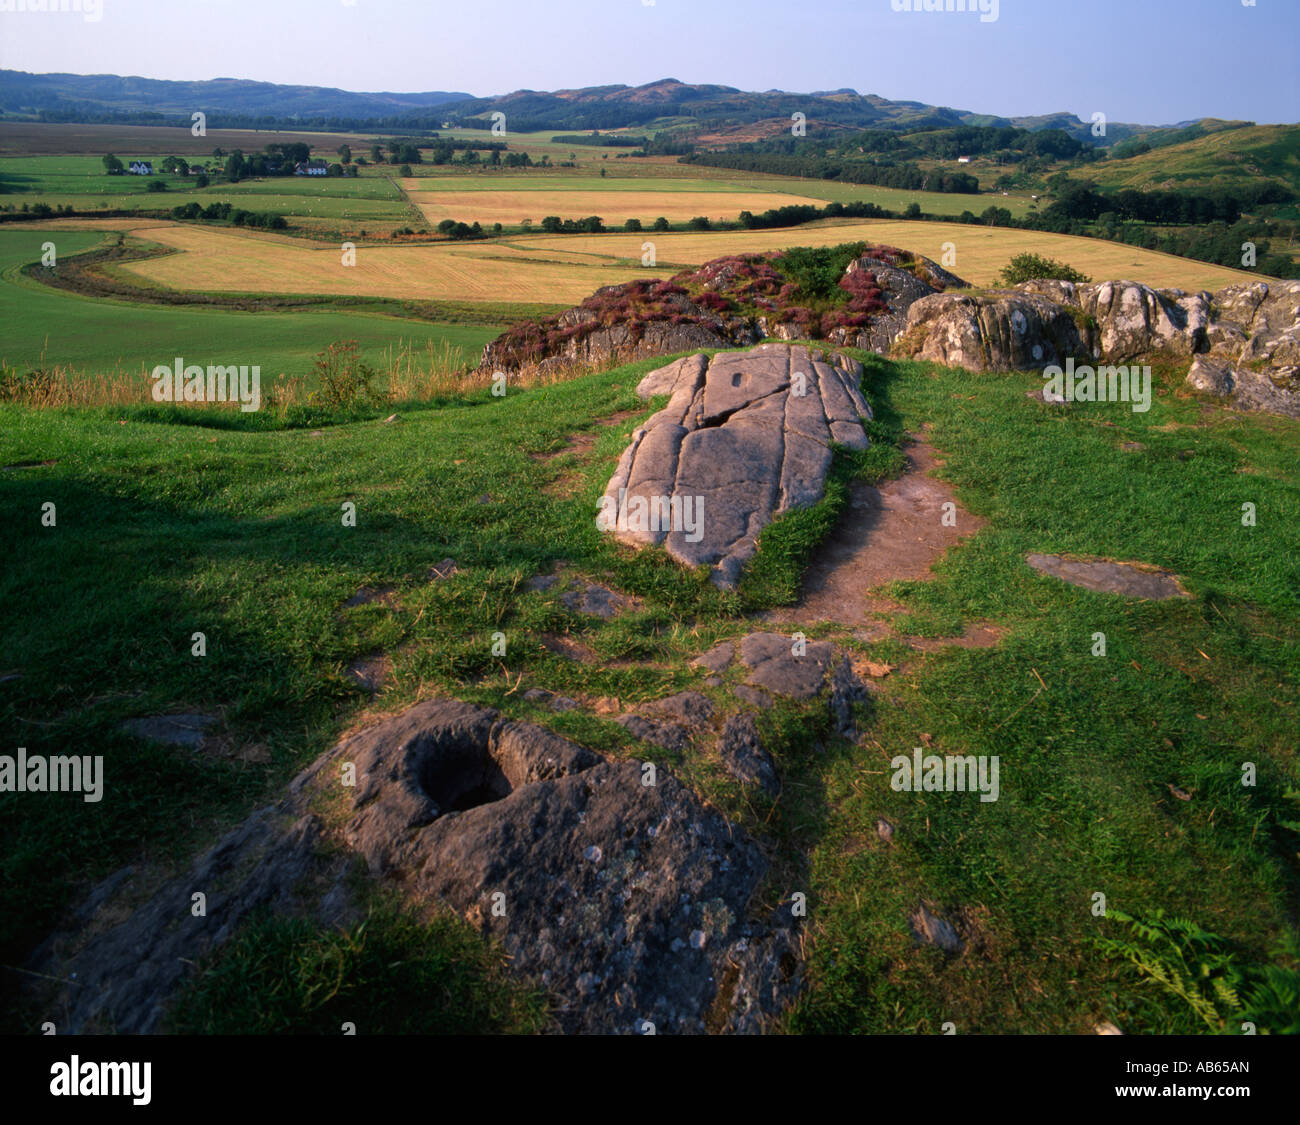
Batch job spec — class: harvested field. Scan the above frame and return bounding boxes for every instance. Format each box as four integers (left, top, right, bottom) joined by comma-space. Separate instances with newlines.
402, 181, 823, 225
34, 215, 1267, 306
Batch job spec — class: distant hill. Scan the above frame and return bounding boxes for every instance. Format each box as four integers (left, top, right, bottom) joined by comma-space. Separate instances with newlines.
0, 71, 472, 128
0, 71, 1166, 141
443, 80, 1156, 143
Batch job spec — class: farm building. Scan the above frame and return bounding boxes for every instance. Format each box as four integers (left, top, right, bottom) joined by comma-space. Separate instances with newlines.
956, 156, 972, 164
294, 161, 328, 176
128, 161, 153, 175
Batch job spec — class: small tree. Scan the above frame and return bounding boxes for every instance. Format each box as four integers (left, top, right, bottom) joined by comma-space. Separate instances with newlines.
624, 218, 642, 232
399, 164, 413, 177
102, 153, 124, 174
652, 216, 670, 231
195, 172, 210, 188
687, 215, 711, 230
337, 144, 352, 164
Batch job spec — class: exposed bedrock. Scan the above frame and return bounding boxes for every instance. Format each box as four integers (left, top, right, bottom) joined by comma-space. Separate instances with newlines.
599, 343, 871, 587
894, 278, 1300, 418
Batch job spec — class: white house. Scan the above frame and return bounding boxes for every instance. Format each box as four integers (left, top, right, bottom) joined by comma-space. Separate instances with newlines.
128, 161, 153, 175
294, 161, 328, 176
956, 156, 972, 164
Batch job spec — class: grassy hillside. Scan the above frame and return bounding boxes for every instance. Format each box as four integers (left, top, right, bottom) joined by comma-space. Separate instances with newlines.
2, 347, 1297, 1033
1075, 124, 1300, 196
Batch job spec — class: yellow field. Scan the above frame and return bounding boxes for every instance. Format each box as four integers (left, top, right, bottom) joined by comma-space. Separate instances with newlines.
39, 217, 1265, 305
524, 220, 1264, 291
105, 221, 650, 303
401, 180, 824, 226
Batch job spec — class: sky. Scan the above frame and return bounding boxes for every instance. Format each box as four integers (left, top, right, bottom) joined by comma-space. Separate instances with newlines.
1, 0, 1297, 126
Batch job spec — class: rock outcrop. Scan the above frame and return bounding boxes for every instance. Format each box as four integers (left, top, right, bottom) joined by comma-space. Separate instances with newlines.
598, 343, 871, 587
894, 278, 1300, 419
39, 700, 800, 1035
479, 245, 966, 377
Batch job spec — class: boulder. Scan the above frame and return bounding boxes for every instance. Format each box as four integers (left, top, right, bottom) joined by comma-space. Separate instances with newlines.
736, 632, 865, 736
325, 701, 799, 1033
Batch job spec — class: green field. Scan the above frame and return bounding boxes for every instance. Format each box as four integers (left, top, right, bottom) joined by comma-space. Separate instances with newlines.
0, 155, 411, 222
0, 230, 498, 378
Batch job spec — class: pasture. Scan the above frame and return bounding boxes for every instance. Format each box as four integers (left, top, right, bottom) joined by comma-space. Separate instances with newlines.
0, 155, 412, 227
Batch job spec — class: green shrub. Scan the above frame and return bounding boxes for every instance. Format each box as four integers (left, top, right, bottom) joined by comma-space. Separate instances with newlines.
999, 252, 1091, 285
309, 340, 387, 410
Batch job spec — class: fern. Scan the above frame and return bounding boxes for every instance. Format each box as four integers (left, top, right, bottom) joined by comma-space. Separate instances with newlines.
1096, 908, 1300, 1034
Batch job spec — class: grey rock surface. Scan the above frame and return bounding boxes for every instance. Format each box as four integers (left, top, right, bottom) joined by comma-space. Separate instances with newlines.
600, 343, 871, 587
737, 632, 865, 736
896, 278, 1300, 419
119, 713, 217, 748
1026, 553, 1189, 600
326, 700, 798, 1033
42, 699, 801, 1035
717, 713, 780, 796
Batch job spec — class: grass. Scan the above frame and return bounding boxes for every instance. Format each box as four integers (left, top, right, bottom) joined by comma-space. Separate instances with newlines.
166, 890, 551, 1035
530, 220, 1267, 290
0, 229, 500, 380
1067, 124, 1300, 196
0, 155, 412, 222
1, 340, 1297, 1033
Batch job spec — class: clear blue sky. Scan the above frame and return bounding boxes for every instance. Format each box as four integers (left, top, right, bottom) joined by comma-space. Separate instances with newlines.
1, 0, 1296, 125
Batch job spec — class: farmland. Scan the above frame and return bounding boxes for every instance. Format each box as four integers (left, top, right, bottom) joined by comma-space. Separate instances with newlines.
0, 228, 498, 378
403, 180, 825, 226
0, 155, 414, 231
45, 216, 1262, 306
0, 121, 376, 157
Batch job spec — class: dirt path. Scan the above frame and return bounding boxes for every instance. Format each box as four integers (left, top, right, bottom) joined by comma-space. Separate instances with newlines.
764, 431, 990, 640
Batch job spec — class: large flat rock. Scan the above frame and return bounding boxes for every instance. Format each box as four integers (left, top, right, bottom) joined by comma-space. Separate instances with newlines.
599, 344, 871, 587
